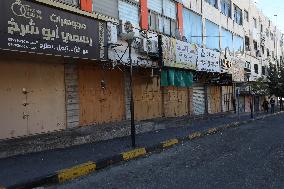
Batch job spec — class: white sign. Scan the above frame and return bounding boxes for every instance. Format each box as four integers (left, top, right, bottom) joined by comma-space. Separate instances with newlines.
175, 40, 197, 70
197, 48, 220, 72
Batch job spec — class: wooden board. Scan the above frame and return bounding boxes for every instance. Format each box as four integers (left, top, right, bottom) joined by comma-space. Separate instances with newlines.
0, 53, 66, 139
207, 86, 222, 114
79, 64, 125, 125
163, 86, 190, 118
132, 70, 162, 121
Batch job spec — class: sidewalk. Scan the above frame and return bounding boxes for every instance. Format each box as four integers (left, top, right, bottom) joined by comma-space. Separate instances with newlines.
0, 111, 280, 188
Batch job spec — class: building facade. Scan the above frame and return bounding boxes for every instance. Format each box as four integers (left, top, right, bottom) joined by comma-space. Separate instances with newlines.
0, 0, 283, 140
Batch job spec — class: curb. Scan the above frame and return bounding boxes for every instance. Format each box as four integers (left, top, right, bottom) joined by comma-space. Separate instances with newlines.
3, 111, 283, 189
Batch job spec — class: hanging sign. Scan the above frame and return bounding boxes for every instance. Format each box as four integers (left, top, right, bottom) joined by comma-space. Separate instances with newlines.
197, 48, 221, 73
162, 35, 197, 70
0, 0, 107, 59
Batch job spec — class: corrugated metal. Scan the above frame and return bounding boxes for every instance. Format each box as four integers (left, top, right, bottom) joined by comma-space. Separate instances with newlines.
222, 86, 233, 112
163, 17, 171, 35
148, 0, 163, 14
56, 0, 79, 6
79, 64, 125, 125
133, 70, 162, 121
118, 0, 139, 26
0, 55, 66, 140
93, 0, 118, 19
163, 87, 189, 117
193, 86, 205, 115
163, 0, 176, 20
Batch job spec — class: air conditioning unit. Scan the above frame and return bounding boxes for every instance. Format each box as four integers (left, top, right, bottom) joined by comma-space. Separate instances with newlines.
138, 38, 159, 56
118, 20, 139, 40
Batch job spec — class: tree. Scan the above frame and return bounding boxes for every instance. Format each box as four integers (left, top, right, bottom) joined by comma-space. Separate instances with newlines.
267, 62, 284, 98
251, 76, 269, 96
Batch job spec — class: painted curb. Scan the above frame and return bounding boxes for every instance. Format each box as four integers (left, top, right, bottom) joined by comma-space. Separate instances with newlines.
3, 111, 283, 189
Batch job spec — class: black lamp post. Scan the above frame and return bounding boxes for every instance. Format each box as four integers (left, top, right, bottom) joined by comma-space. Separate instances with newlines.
122, 21, 136, 148
127, 39, 136, 148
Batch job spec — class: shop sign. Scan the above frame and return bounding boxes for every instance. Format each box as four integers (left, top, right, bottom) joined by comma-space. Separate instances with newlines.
0, 0, 107, 59
162, 36, 197, 70
197, 48, 220, 73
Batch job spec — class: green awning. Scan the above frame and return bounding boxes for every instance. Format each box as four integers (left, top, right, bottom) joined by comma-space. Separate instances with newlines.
161, 69, 193, 87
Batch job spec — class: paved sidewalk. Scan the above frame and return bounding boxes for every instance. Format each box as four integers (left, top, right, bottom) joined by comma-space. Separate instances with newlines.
0, 111, 278, 187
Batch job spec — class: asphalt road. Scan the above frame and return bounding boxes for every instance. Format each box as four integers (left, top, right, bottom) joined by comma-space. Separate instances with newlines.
48, 114, 284, 189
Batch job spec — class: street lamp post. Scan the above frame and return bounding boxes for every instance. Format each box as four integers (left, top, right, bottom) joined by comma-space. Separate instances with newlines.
127, 39, 136, 148
122, 21, 136, 148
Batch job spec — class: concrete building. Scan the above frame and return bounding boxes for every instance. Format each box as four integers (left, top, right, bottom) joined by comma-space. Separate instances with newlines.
0, 0, 283, 140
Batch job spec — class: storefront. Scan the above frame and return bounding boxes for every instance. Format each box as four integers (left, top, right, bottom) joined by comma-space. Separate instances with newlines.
160, 36, 195, 117
0, 0, 107, 139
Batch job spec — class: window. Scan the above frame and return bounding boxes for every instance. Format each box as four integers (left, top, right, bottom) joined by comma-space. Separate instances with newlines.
148, 0, 177, 37
262, 66, 266, 75
205, 0, 218, 8
261, 45, 265, 55
267, 48, 270, 57
221, 0, 231, 18
205, 19, 220, 50
183, 8, 203, 45
221, 28, 233, 52
253, 40, 257, 50
266, 28, 269, 37
56, 0, 79, 6
118, 1, 139, 26
270, 32, 274, 40
234, 4, 242, 25
245, 36, 250, 51
234, 35, 244, 54
261, 24, 263, 33
244, 10, 249, 22
253, 17, 257, 28
254, 64, 259, 74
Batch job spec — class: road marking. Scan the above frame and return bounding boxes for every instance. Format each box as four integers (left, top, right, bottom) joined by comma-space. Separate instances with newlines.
161, 139, 179, 148
189, 132, 202, 140
122, 148, 146, 161
57, 161, 96, 183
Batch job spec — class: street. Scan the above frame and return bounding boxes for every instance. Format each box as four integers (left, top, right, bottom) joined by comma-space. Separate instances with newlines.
48, 114, 284, 189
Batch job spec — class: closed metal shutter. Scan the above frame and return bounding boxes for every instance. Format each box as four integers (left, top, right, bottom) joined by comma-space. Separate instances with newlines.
163, 0, 176, 20
56, 0, 79, 6
118, 0, 139, 26
193, 86, 205, 115
93, 0, 118, 19
148, 0, 163, 14
163, 17, 171, 35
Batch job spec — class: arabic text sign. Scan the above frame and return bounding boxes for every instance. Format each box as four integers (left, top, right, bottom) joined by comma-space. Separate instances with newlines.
0, 0, 107, 59
162, 36, 197, 70
175, 40, 197, 70
197, 48, 220, 73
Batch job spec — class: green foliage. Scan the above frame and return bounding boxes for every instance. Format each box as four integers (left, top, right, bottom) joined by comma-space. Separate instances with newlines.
251, 76, 269, 95
267, 62, 284, 97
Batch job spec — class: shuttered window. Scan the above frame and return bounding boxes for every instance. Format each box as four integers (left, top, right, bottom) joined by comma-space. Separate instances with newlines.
148, 0, 163, 14
55, 0, 79, 6
93, 0, 118, 19
118, 0, 139, 26
148, 0, 176, 37
163, 0, 176, 20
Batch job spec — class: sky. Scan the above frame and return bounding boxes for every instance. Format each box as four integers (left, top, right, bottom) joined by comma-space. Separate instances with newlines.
256, 0, 284, 32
